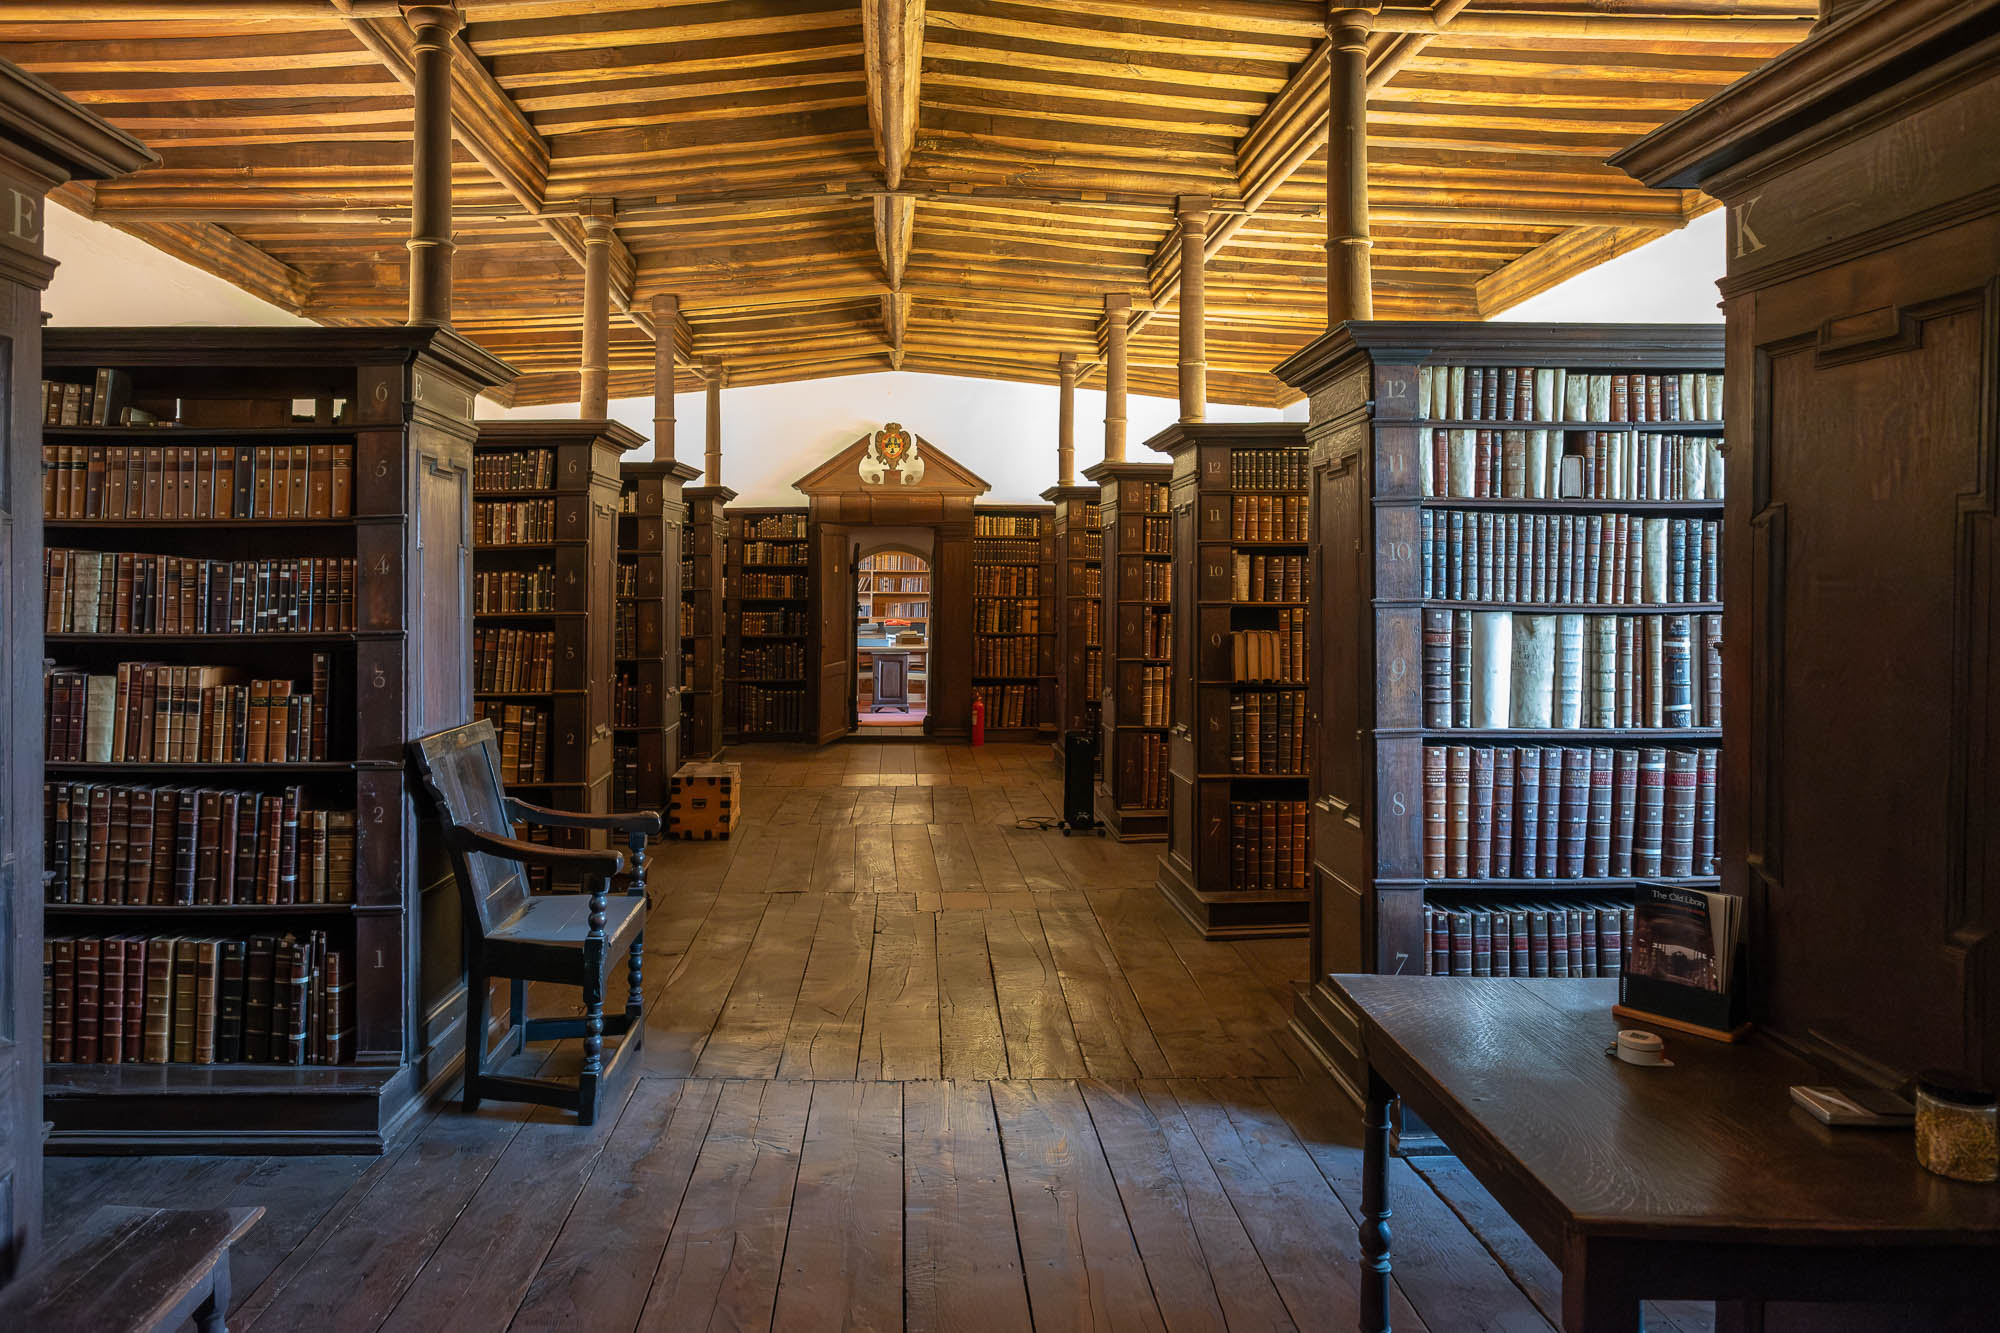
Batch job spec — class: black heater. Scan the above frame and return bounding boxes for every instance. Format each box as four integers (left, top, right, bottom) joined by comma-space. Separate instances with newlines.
1060, 728, 1100, 835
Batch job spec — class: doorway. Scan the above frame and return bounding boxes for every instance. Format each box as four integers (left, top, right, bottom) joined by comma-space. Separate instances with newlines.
856, 546, 929, 728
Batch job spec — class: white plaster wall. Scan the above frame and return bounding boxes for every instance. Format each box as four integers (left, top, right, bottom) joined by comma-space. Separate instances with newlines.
478, 374, 1289, 506
1492, 209, 1726, 324
43, 203, 315, 329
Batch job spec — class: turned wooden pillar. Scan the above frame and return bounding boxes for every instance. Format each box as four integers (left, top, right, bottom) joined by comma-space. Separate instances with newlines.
580, 204, 613, 418
653, 293, 678, 463
1057, 352, 1078, 485
1176, 196, 1209, 422
703, 357, 724, 488
1327, 6, 1375, 322
404, 3, 460, 327
1103, 292, 1130, 462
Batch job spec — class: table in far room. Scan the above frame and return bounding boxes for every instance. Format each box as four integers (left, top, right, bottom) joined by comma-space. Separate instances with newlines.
1333, 976, 2000, 1333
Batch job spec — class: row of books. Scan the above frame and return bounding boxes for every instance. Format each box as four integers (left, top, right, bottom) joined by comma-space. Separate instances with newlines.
1232, 613, 1306, 683
1424, 900, 1632, 979
475, 700, 550, 784
44, 442, 357, 522
614, 604, 638, 659
972, 538, 1040, 563
1414, 366, 1722, 425
1228, 450, 1308, 491
973, 566, 1041, 596
738, 643, 805, 677
1123, 733, 1167, 810
611, 672, 656, 728
45, 781, 355, 906
740, 609, 808, 635
474, 499, 555, 546
1075, 599, 1102, 646
1070, 531, 1103, 562
1138, 607, 1172, 658
1421, 511, 1720, 607
473, 449, 554, 493
740, 541, 807, 566
1139, 516, 1170, 555
46, 662, 330, 765
1232, 553, 1304, 603
865, 575, 928, 593
1423, 743, 1719, 881
1229, 800, 1309, 893
866, 552, 927, 572
41, 370, 146, 426
739, 515, 806, 539
974, 602, 1040, 633
615, 561, 642, 596
1082, 647, 1104, 704
45, 932, 350, 1066
612, 743, 642, 811
1069, 566, 1103, 598
973, 638, 1040, 677
1231, 692, 1309, 775
1422, 429, 1722, 503
740, 573, 806, 599
1136, 556, 1168, 600
1422, 611, 1721, 731
474, 567, 554, 614
45, 549, 357, 636
1135, 666, 1169, 726
737, 684, 805, 735
973, 684, 1038, 729
1131, 481, 1169, 513
1231, 494, 1307, 544
974, 514, 1042, 538
473, 629, 554, 694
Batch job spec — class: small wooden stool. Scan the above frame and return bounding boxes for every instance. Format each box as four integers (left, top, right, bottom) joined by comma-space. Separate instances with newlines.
0, 1205, 262, 1332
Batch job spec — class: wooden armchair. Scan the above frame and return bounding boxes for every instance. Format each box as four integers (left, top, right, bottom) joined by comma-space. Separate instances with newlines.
409, 720, 661, 1125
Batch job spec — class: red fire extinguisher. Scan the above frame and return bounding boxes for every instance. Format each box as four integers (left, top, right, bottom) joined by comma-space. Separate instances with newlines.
971, 698, 985, 746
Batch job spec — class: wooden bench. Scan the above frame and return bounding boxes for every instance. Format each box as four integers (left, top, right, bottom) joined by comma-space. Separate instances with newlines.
0, 1205, 262, 1332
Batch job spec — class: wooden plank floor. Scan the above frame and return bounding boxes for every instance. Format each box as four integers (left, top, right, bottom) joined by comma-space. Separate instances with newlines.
45, 741, 1714, 1333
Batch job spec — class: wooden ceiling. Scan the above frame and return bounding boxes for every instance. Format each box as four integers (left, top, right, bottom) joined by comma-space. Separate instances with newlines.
5, 1, 1814, 409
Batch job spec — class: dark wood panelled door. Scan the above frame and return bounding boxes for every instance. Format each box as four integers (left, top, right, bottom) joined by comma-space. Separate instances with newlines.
814, 522, 855, 744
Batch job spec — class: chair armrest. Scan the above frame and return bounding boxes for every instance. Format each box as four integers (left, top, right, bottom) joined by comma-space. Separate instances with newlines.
447, 826, 624, 879
505, 797, 663, 838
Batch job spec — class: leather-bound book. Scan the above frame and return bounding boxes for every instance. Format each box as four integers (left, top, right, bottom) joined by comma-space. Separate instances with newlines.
1590, 616, 1618, 729
1633, 747, 1667, 876
259, 794, 284, 904
1597, 905, 1624, 979
1421, 610, 1452, 728
74, 937, 101, 1064
142, 937, 176, 1064
1426, 906, 1445, 976
1448, 912, 1472, 976
278, 786, 301, 904
233, 793, 261, 905
232, 445, 254, 518
244, 935, 275, 1063
331, 444, 353, 516
122, 937, 146, 1063
171, 938, 200, 1063
1471, 909, 1492, 977
1558, 748, 1590, 879
1612, 750, 1639, 877
1259, 802, 1277, 890
97, 936, 125, 1065
1491, 748, 1515, 878
1422, 746, 1448, 879
1469, 747, 1495, 878
104, 788, 132, 905
1527, 909, 1551, 977
1586, 747, 1615, 877
217, 938, 247, 1063
1509, 907, 1530, 977
1445, 746, 1471, 878
1663, 748, 1700, 876
1514, 745, 1542, 878
1694, 749, 1719, 876
1567, 906, 1587, 977
48, 938, 75, 1063
1662, 614, 1693, 728
288, 444, 310, 517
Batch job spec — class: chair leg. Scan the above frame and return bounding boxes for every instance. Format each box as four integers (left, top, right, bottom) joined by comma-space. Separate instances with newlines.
627, 930, 644, 1024
464, 966, 487, 1113
581, 955, 605, 1083
509, 977, 528, 1055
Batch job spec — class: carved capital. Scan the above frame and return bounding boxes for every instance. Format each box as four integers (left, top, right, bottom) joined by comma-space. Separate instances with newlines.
402, 3, 463, 42
1326, 4, 1377, 47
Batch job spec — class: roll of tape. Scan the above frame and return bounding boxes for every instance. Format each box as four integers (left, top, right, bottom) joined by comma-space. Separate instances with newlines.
1615, 1029, 1668, 1067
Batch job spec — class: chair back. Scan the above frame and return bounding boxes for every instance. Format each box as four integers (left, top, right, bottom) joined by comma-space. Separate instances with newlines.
409, 720, 531, 935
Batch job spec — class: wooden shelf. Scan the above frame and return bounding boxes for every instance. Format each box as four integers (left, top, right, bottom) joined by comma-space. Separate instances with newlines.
972, 506, 1055, 739
1083, 458, 1173, 842
614, 459, 698, 812
725, 507, 812, 741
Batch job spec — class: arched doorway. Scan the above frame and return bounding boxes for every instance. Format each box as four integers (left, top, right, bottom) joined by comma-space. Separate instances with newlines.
856, 544, 930, 727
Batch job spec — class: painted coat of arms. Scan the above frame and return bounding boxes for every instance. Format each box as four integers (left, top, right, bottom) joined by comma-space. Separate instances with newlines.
859, 422, 925, 486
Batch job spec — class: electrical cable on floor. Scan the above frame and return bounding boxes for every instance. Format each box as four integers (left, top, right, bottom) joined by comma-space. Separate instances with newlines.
1015, 816, 1061, 831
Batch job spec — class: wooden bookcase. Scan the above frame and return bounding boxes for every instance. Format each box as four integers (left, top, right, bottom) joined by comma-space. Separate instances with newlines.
39, 327, 514, 1152
472, 421, 635, 879
615, 459, 699, 812
970, 505, 1056, 741
1274, 322, 1726, 1097
1084, 459, 1172, 840
1043, 483, 1101, 763
726, 506, 811, 741
1149, 424, 1313, 940
680, 484, 732, 760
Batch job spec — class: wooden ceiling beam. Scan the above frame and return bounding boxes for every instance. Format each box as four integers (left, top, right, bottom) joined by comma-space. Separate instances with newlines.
1369, 8, 1814, 43
862, 0, 924, 191
873, 192, 915, 291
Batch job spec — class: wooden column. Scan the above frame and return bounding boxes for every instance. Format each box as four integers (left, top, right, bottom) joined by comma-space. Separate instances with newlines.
653, 293, 678, 463
1176, 196, 1208, 422
703, 357, 724, 488
404, 3, 460, 327
1057, 352, 1078, 485
1327, 6, 1375, 322
1103, 292, 1130, 462
579, 204, 613, 418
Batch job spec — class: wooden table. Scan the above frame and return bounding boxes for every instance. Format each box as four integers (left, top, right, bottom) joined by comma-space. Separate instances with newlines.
1335, 976, 2000, 1333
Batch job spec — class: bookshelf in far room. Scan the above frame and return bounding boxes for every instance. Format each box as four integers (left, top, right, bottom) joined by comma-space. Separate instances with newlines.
37, 327, 513, 1153
472, 421, 636, 886
615, 458, 700, 813
1147, 422, 1313, 940
680, 484, 732, 760
1043, 482, 1102, 766
725, 506, 811, 741
1084, 457, 1173, 841
1275, 322, 1726, 1098
970, 504, 1056, 741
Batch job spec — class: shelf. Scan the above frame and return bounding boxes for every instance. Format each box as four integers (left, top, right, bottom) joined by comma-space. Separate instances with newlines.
1400, 418, 1723, 432
1227, 539, 1310, 548
1226, 681, 1307, 690
1201, 771, 1308, 780
1408, 875, 1721, 892
1401, 600, 1724, 614
474, 688, 583, 698
1401, 497, 1723, 513
1391, 727, 1722, 741
45, 517, 364, 530
46, 902, 357, 917
46, 760, 378, 776
45, 423, 363, 438
48, 631, 389, 645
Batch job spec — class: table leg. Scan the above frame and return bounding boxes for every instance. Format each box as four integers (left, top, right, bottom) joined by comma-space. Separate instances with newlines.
1361, 1068, 1394, 1333
195, 1250, 231, 1333
1561, 1266, 1642, 1333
